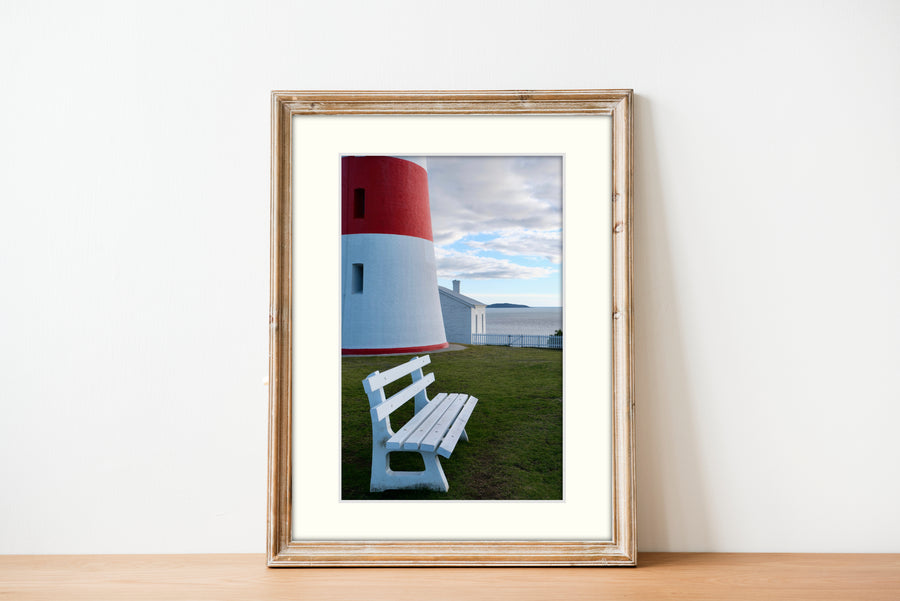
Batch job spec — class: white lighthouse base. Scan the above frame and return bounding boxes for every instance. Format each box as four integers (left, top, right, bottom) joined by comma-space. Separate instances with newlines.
342, 233, 448, 354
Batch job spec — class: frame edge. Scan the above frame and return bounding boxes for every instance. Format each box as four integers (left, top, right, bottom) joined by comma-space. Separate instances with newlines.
267, 90, 636, 567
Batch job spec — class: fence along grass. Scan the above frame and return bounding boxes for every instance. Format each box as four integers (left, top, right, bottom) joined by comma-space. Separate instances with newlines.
471, 333, 562, 349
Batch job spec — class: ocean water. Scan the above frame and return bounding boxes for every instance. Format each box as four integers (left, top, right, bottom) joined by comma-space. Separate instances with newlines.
486, 307, 562, 336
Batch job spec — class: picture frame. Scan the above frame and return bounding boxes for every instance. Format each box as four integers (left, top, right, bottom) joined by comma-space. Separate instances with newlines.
268, 90, 635, 566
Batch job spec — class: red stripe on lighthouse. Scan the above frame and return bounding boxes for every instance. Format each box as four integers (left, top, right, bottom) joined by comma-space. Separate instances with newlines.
341, 156, 434, 241
342, 341, 450, 356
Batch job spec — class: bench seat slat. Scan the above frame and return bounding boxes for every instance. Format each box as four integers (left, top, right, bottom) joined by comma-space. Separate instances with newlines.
402, 393, 460, 451
363, 355, 431, 393
437, 396, 478, 458
385, 393, 448, 450
371, 372, 435, 422
420, 394, 468, 453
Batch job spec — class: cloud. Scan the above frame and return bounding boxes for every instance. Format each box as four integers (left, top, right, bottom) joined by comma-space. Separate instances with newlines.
435, 247, 553, 280
427, 156, 562, 246
464, 229, 562, 263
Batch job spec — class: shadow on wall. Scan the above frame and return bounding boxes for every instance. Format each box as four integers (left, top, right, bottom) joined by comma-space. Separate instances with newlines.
633, 94, 712, 551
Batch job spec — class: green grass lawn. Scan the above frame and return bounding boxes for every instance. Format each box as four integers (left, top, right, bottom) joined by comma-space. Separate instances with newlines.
342, 345, 562, 500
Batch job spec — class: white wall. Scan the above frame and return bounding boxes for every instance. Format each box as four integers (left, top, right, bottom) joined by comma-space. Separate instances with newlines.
1, 0, 898, 554
440, 293, 473, 344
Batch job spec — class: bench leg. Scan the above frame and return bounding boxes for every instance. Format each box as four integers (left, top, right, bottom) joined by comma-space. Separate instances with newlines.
370, 444, 449, 492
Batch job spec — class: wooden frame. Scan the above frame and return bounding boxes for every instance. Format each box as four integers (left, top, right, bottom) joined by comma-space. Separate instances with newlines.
268, 90, 634, 566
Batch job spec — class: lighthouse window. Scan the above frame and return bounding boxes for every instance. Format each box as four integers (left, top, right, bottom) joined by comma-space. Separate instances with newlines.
353, 188, 365, 218
351, 263, 364, 293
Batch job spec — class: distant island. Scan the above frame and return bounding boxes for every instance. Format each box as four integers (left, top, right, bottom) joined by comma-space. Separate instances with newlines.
487, 303, 530, 308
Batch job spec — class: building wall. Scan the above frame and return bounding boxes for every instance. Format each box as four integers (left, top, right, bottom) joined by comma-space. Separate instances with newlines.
440, 295, 473, 344
2, 0, 900, 554
472, 306, 486, 335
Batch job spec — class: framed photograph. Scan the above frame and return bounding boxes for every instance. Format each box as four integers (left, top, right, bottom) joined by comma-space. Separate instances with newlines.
268, 90, 634, 566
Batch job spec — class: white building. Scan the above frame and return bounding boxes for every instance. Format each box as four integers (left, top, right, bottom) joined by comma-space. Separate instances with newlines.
439, 280, 487, 344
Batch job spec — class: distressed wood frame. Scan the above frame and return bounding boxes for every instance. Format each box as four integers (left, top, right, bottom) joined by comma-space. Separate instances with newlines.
268, 90, 635, 566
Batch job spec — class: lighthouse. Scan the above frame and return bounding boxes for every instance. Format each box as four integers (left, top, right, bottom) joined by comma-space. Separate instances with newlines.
341, 156, 449, 355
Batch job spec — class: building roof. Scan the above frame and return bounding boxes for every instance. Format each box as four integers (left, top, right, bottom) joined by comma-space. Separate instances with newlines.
438, 285, 486, 308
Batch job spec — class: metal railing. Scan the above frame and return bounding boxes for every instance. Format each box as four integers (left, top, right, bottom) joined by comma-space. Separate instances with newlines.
471, 333, 562, 349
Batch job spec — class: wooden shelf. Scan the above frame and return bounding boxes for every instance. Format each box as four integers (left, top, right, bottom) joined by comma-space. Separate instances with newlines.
2, 553, 898, 600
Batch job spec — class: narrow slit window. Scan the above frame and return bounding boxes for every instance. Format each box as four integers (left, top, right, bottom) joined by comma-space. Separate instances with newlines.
353, 188, 365, 218
351, 263, 364, 293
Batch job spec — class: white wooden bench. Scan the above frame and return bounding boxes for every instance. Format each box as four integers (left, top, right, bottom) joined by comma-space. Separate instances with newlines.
362, 355, 478, 492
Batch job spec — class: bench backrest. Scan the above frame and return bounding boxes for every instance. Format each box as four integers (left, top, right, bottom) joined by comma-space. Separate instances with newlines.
362, 355, 434, 436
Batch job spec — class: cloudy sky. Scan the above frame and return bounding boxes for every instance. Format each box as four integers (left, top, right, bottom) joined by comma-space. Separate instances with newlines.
427, 156, 562, 307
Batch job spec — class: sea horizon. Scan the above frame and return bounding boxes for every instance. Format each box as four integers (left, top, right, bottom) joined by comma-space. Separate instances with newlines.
485, 306, 562, 336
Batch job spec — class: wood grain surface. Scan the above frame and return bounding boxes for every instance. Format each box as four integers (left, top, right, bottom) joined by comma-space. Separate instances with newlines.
2, 553, 898, 600
268, 89, 636, 566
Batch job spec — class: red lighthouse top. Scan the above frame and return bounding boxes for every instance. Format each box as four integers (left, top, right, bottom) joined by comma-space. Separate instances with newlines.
341, 156, 434, 241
